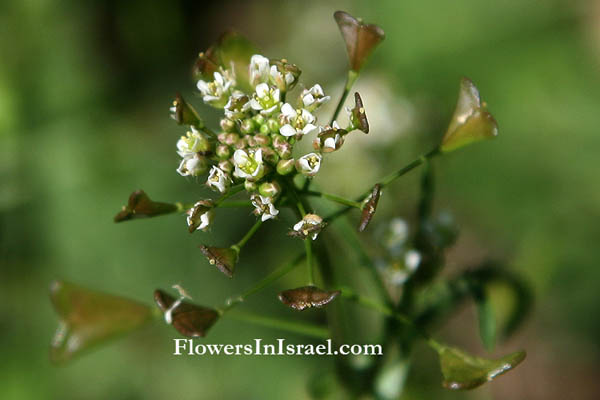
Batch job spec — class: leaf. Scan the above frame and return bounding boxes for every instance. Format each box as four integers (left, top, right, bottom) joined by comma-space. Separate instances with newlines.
114, 190, 178, 222
278, 286, 340, 311
49, 281, 153, 364
198, 245, 239, 277
154, 290, 219, 338
437, 346, 526, 390
441, 77, 498, 153
334, 11, 385, 72
215, 31, 259, 92
358, 183, 382, 232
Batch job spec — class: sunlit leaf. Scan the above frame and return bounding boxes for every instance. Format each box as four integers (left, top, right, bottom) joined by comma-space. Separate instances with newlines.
437, 346, 525, 390
441, 77, 498, 152
154, 290, 219, 338
199, 245, 239, 277
278, 286, 340, 311
49, 281, 153, 364
114, 190, 178, 222
334, 11, 385, 72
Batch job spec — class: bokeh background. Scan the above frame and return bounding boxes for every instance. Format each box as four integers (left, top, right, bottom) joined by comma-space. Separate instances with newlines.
2, 0, 600, 398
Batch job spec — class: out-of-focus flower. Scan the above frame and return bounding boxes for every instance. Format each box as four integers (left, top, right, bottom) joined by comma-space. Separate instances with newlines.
197, 70, 235, 108
251, 194, 279, 221
249, 54, 270, 87
296, 153, 322, 177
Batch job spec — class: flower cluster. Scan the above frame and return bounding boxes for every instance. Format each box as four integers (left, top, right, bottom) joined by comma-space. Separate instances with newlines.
172, 53, 368, 231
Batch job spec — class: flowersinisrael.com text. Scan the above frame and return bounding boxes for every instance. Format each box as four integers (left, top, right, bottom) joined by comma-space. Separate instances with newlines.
173, 339, 383, 357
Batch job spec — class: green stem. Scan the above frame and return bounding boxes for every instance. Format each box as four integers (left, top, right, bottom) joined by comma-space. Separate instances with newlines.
303, 190, 362, 209
221, 253, 305, 312
324, 147, 441, 223
200, 126, 217, 139
231, 219, 263, 253
339, 287, 442, 351
214, 184, 244, 206
217, 200, 253, 208
225, 310, 329, 339
330, 70, 359, 125
305, 239, 314, 285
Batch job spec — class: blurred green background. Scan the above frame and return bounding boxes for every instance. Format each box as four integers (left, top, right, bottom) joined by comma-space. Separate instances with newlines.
2, 0, 600, 398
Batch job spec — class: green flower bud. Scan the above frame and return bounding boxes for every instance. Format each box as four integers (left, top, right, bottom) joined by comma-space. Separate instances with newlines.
258, 181, 281, 198
254, 134, 271, 146
244, 180, 258, 192
253, 114, 266, 125
259, 124, 270, 135
220, 118, 236, 132
240, 119, 256, 134
224, 133, 239, 146
218, 160, 233, 174
276, 158, 295, 175
267, 119, 280, 133
216, 144, 232, 159
244, 134, 257, 147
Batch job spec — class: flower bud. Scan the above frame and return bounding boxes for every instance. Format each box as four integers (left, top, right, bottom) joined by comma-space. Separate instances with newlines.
220, 118, 236, 132
276, 159, 295, 175
240, 118, 256, 134
259, 123, 270, 135
254, 134, 271, 146
267, 119, 280, 133
244, 180, 258, 192
224, 133, 240, 146
216, 144, 232, 159
244, 134, 257, 147
440, 77, 498, 153
260, 146, 279, 164
170, 93, 204, 128
218, 160, 233, 174
258, 181, 281, 198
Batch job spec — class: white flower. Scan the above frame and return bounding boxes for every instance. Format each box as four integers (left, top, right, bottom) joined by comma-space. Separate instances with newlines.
197, 70, 235, 107
233, 148, 264, 180
313, 122, 344, 153
224, 90, 250, 120
249, 54, 270, 87
296, 153, 322, 177
404, 250, 421, 272
251, 194, 279, 221
206, 166, 231, 193
249, 83, 281, 115
270, 64, 295, 91
177, 154, 207, 177
279, 103, 317, 137
186, 201, 214, 232
176, 127, 206, 158
292, 214, 324, 240
300, 84, 330, 111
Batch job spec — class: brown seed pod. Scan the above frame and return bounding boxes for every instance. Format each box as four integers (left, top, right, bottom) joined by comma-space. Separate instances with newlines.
199, 245, 239, 278
358, 184, 382, 232
114, 190, 178, 223
154, 290, 219, 338
278, 286, 340, 311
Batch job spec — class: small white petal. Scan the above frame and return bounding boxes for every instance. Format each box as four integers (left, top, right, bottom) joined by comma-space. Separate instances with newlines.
280, 124, 297, 137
